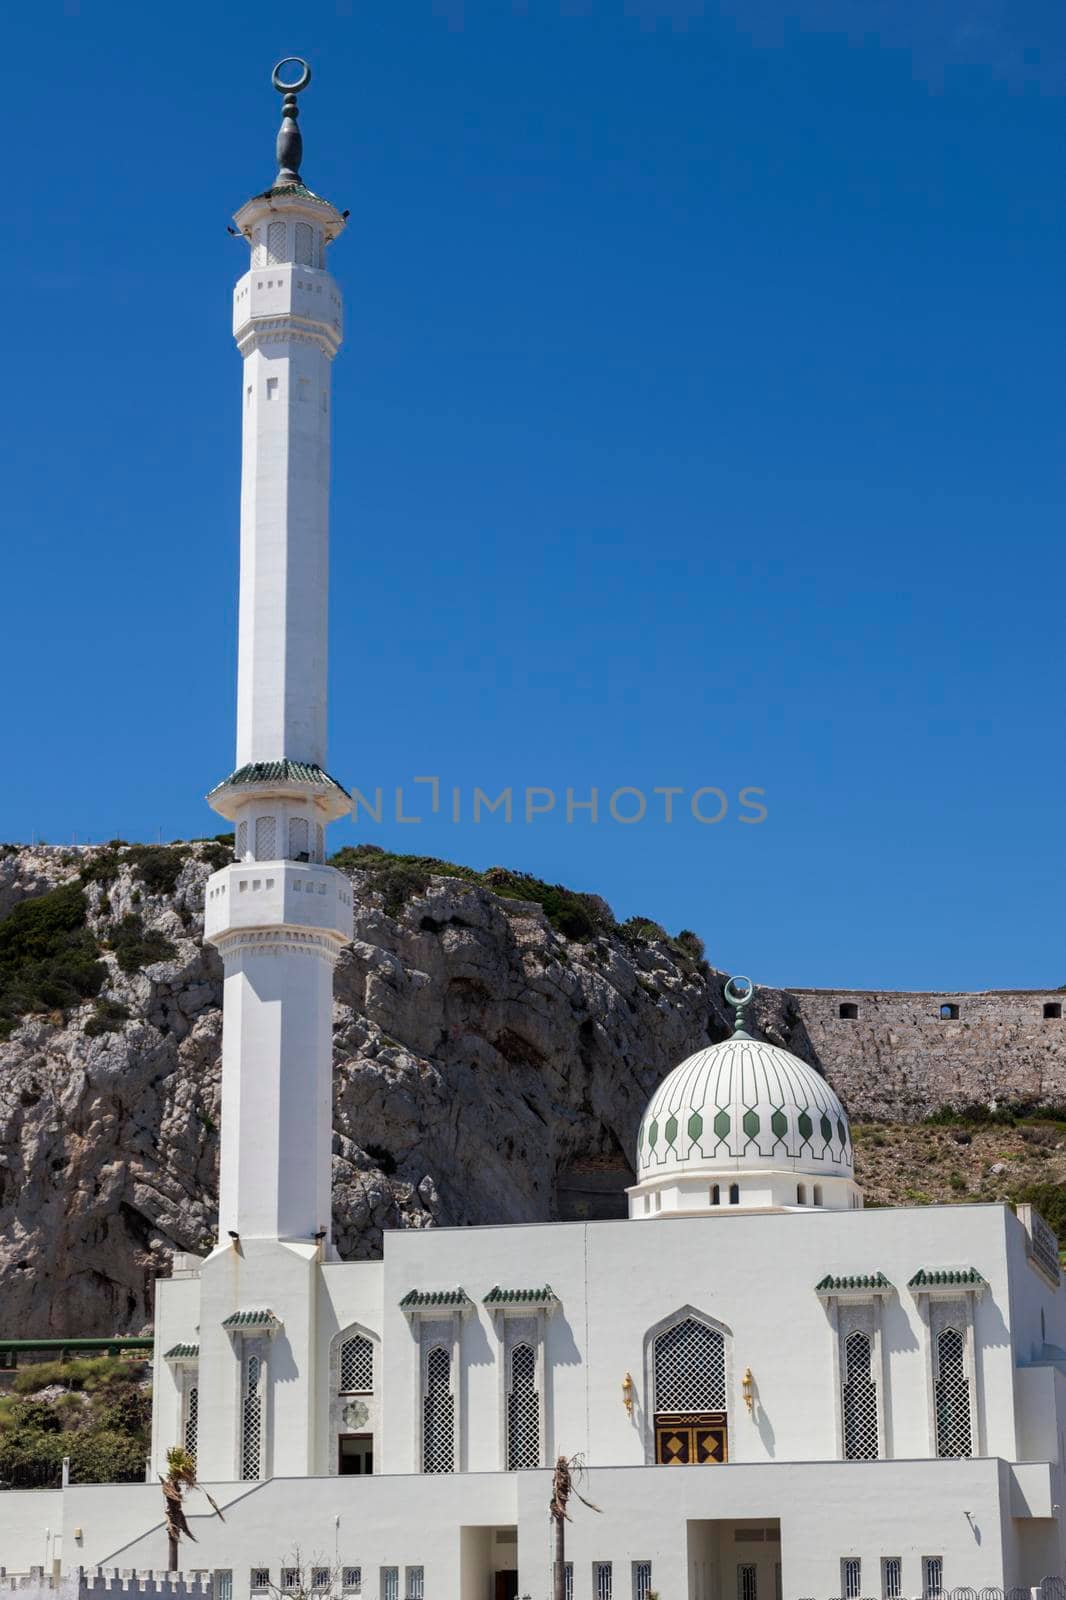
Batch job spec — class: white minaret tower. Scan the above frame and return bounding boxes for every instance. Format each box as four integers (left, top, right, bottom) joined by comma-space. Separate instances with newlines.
195, 59, 353, 1480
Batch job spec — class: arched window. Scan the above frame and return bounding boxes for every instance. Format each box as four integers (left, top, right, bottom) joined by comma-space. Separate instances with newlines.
237, 820, 249, 860
654, 1318, 726, 1413
289, 816, 310, 860
254, 815, 276, 861
651, 1315, 728, 1465
183, 1382, 198, 1464
422, 1346, 454, 1474
934, 1327, 972, 1458
340, 1334, 373, 1395
506, 1342, 540, 1469
1044, 1003, 1062, 1020
729, 1183, 740, 1206
242, 1353, 263, 1480
295, 222, 314, 266
267, 221, 287, 264
710, 1185, 720, 1206
841, 1331, 878, 1460
939, 1003, 959, 1021
839, 1002, 858, 1020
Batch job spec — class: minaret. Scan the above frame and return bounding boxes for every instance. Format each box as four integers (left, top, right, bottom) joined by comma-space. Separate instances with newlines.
195, 60, 353, 1480
204, 57, 352, 1250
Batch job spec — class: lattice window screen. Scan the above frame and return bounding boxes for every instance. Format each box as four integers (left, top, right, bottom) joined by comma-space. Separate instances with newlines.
315, 823, 324, 862
184, 1383, 199, 1462
241, 1354, 263, 1480
422, 1345, 454, 1473
267, 221, 287, 264
507, 1342, 540, 1469
841, 1330, 878, 1460
253, 229, 265, 268
289, 816, 310, 859
255, 815, 276, 861
295, 222, 314, 265
340, 1334, 374, 1394
653, 1318, 726, 1412
934, 1327, 972, 1458
237, 820, 248, 859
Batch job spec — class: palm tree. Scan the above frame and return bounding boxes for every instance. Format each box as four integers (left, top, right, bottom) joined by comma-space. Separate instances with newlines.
550, 1455, 600, 1600
160, 1445, 224, 1572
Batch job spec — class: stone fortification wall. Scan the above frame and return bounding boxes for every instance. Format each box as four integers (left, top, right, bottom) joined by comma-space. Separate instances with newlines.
788, 988, 1066, 1121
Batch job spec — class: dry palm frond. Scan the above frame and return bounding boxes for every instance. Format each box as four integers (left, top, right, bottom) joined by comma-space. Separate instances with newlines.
551, 1453, 600, 1522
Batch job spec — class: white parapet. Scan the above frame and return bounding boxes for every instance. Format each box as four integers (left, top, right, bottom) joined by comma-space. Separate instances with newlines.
203, 861, 354, 948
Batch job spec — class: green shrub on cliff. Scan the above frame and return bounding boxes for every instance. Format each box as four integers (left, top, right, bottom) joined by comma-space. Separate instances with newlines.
0, 883, 105, 1038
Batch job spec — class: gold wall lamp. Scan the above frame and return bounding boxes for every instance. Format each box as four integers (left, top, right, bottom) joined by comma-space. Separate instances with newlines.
742, 1367, 754, 1413
622, 1371, 634, 1417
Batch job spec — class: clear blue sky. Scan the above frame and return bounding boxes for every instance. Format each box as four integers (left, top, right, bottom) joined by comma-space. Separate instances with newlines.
3, 1, 1064, 990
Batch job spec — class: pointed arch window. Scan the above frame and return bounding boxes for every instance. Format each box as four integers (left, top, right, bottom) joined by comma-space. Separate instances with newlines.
934, 1327, 972, 1458
184, 1382, 199, 1463
340, 1334, 374, 1395
506, 1342, 540, 1470
422, 1345, 455, 1473
841, 1330, 878, 1460
651, 1314, 728, 1465
242, 1352, 264, 1480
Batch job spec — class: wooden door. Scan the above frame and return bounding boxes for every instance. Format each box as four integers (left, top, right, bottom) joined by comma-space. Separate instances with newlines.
655, 1412, 728, 1464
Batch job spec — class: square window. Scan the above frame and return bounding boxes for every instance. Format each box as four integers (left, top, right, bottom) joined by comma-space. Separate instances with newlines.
282, 1570, 300, 1591
251, 1573, 270, 1592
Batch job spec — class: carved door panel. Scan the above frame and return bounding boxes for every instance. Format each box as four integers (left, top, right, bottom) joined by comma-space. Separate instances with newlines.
655, 1412, 728, 1464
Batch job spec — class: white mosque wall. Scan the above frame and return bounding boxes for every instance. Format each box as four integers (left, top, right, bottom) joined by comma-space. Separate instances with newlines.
151, 1204, 1066, 1482
0, 1460, 1049, 1598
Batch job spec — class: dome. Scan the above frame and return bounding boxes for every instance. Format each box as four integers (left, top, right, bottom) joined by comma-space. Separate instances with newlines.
628, 979, 861, 1218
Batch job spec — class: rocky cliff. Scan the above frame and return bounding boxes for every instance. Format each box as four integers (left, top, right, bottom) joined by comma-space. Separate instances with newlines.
1, 840, 1061, 1340
0, 842, 808, 1337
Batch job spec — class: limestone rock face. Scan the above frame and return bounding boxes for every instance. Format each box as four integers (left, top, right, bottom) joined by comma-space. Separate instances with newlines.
0, 844, 809, 1335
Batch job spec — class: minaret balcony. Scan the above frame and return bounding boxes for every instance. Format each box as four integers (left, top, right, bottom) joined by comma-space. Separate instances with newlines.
233, 264, 343, 353
204, 860, 354, 949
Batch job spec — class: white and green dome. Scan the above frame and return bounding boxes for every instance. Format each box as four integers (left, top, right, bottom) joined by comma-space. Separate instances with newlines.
628, 979, 861, 1218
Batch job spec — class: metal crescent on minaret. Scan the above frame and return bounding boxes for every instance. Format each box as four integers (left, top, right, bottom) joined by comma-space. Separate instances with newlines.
272, 57, 312, 185
723, 975, 755, 1038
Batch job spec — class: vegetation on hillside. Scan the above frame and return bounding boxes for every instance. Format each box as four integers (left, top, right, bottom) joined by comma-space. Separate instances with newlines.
0, 884, 105, 1039
0, 838, 235, 1039
0, 1357, 149, 1488
329, 843, 706, 965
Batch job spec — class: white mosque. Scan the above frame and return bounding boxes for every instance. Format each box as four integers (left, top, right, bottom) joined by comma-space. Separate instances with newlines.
3, 58, 1066, 1600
